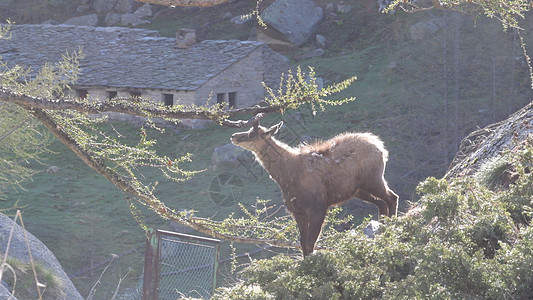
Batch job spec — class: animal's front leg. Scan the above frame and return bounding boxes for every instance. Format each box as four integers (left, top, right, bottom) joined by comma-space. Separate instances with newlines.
292, 211, 311, 256
306, 207, 326, 256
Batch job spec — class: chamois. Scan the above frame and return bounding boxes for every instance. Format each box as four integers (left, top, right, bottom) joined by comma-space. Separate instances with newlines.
231, 121, 398, 257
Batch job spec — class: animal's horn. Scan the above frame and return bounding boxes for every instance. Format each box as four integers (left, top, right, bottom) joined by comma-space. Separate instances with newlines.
251, 113, 264, 129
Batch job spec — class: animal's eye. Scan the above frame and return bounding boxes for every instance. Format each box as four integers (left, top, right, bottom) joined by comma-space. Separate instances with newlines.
248, 131, 257, 138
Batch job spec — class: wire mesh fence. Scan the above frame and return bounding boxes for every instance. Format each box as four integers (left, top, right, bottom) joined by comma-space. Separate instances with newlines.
142, 229, 221, 300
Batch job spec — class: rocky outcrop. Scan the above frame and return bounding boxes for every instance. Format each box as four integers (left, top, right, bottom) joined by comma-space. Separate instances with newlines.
63, 14, 98, 27
256, 0, 323, 48
446, 101, 532, 178
120, 4, 152, 26
0, 213, 83, 300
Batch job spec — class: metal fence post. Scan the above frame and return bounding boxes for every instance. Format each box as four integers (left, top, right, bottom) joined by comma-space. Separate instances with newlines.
142, 229, 158, 300
212, 242, 221, 296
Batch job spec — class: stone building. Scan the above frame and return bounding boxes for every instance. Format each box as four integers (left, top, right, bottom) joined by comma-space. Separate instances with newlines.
0, 24, 288, 126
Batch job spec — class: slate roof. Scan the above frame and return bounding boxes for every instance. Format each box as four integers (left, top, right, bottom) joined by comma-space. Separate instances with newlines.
0, 24, 264, 91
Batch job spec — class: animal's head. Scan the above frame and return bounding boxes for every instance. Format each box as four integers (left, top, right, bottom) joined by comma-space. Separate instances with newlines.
231, 120, 283, 152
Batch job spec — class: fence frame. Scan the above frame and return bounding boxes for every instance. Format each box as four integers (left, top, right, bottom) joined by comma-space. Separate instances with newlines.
143, 229, 222, 300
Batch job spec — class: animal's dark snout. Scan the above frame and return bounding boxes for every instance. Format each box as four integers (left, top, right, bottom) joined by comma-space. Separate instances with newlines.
231, 132, 245, 144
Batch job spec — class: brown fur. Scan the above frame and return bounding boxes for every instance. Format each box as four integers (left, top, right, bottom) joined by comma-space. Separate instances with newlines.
231, 121, 398, 257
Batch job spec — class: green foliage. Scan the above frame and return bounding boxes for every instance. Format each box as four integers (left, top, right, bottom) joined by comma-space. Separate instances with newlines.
263, 66, 356, 116
214, 140, 533, 299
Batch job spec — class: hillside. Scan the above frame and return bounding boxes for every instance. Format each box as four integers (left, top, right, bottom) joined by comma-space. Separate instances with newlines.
1, 0, 533, 298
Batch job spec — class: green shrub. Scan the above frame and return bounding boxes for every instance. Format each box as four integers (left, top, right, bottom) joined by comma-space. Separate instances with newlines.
214, 139, 532, 299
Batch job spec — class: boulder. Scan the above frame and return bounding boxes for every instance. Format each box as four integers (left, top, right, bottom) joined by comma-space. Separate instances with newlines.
114, 0, 134, 14
362, 220, 381, 238
63, 14, 98, 27
134, 3, 152, 18
93, 0, 114, 14
0, 213, 83, 299
120, 13, 150, 26
211, 143, 254, 173
260, 0, 323, 47
119, 3, 152, 26
76, 4, 91, 14
250, 27, 296, 51
104, 13, 122, 26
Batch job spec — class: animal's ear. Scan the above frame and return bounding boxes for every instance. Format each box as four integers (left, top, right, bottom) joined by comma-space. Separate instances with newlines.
264, 121, 283, 136
252, 120, 259, 130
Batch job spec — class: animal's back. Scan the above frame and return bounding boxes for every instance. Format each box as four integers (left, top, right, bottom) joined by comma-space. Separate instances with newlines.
298, 132, 389, 205
302, 132, 387, 163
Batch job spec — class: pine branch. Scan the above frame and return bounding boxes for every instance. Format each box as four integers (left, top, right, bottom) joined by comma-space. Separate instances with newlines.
23, 105, 302, 249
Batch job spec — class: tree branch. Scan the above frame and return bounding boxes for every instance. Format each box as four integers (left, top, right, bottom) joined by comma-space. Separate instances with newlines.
22, 105, 301, 250
0, 88, 284, 128
135, 0, 231, 7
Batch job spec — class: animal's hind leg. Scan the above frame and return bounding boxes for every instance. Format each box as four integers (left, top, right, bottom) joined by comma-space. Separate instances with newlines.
386, 189, 399, 217
367, 179, 398, 217
354, 189, 389, 217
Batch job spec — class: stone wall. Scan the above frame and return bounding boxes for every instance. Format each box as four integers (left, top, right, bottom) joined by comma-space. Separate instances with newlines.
72, 87, 196, 106
194, 45, 266, 108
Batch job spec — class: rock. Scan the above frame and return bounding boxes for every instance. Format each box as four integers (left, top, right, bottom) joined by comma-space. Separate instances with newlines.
363, 220, 381, 238
114, 0, 133, 14
250, 27, 295, 51
336, 3, 352, 13
46, 166, 59, 174
76, 4, 91, 14
134, 3, 152, 18
325, 3, 334, 11
93, 0, 114, 14
297, 48, 325, 60
446, 101, 533, 178
260, 0, 323, 47
104, 13, 122, 26
316, 34, 327, 48
231, 14, 253, 25
120, 13, 150, 26
118, 3, 152, 26
63, 14, 98, 27
0, 213, 83, 299
211, 143, 254, 173
410, 18, 445, 40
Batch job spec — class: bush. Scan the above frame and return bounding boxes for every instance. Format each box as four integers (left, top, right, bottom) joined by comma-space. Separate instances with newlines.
213, 139, 533, 299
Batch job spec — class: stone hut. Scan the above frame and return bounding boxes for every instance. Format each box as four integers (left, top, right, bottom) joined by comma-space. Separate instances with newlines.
0, 24, 289, 126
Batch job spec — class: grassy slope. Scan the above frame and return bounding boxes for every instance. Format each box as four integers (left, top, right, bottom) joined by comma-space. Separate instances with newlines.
2, 0, 533, 297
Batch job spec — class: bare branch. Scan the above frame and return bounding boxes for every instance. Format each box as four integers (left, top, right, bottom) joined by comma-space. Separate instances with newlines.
0, 88, 284, 128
